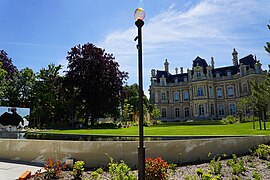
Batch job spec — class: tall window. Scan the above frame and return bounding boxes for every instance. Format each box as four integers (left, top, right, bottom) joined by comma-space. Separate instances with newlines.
210, 104, 215, 115
199, 104, 205, 116
183, 91, 189, 101
209, 86, 213, 97
243, 84, 248, 93
184, 107, 189, 117
227, 86, 234, 97
218, 104, 224, 116
174, 91, 179, 102
229, 104, 236, 115
197, 87, 204, 96
161, 92, 166, 100
196, 71, 201, 77
161, 108, 166, 118
175, 108, 180, 118
161, 80, 165, 86
217, 87, 223, 98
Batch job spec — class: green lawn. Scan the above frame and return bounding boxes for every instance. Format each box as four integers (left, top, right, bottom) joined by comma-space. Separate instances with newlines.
43, 121, 270, 136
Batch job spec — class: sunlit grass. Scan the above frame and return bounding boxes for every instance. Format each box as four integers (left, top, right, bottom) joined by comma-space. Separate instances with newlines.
43, 121, 270, 136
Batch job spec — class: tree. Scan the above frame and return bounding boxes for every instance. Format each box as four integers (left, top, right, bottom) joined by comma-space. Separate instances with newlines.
31, 64, 64, 126
17, 67, 35, 106
64, 43, 128, 126
0, 50, 19, 106
0, 62, 7, 102
265, 22, 270, 54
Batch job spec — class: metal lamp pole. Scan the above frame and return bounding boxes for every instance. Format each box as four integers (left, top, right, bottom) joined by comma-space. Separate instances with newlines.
134, 7, 145, 180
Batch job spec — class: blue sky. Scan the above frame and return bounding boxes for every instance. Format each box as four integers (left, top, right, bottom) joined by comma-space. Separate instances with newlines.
0, 0, 269, 96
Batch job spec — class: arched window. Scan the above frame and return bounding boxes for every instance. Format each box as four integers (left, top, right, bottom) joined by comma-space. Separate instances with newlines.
217, 87, 223, 98
161, 108, 166, 118
161, 92, 166, 100
196, 71, 201, 77
161, 80, 165, 86
218, 104, 224, 115
229, 104, 236, 115
175, 108, 180, 118
227, 71, 231, 76
184, 107, 189, 117
216, 72, 220, 78
243, 84, 248, 93
197, 87, 204, 96
174, 78, 178, 84
210, 104, 215, 115
227, 86, 234, 97
174, 91, 179, 101
199, 104, 205, 116
183, 91, 189, 101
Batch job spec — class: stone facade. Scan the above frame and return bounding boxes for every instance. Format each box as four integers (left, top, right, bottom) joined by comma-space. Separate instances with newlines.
149, 49, 266, 121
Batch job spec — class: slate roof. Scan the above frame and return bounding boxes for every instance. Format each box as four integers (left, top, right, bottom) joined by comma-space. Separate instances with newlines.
155, 54, 257, 83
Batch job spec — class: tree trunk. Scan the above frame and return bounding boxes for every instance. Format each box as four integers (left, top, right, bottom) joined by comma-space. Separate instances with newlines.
259, 111, 262, 130
252, 110, 255, 129
263, 109, 266, 130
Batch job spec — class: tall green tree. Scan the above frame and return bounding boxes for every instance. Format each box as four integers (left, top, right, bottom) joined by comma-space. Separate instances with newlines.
17, 67, 35, 106
64, 43, 128, 126
265, 22, 270, 54
0, 50, 19, 106
31, 64, 63, 126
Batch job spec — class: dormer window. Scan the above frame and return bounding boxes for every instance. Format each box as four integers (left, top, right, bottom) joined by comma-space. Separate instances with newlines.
184, 77, 188, 82
161, 79, 165, 86
227, 71, 231, 76
196, 71, 201, 77
216, 72, 220, 78
174, 78, 178, 84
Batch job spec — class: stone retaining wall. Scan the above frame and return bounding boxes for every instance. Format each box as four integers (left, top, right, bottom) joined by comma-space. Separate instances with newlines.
0, 136, 269, 168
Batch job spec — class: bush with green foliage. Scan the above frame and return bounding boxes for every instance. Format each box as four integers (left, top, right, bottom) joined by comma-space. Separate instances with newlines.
255, 144, 270, 160
227, 154, 246, 175
72, 161, 85, 179
209, 156, 222, 175
90, 168, 103, 180
107, 154, 135, 180
253, 171, 262, 180
221, 115, 238, 124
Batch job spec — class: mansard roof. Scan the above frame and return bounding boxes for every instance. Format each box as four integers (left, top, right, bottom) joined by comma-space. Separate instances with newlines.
192, 56, 208, 68
155, 54, 258, 83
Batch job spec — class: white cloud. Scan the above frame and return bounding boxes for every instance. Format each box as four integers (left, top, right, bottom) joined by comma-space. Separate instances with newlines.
98, 0, 270, 95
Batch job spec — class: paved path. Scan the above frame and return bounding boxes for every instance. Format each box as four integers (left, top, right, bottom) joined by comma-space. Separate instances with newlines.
0, 161, 42, 180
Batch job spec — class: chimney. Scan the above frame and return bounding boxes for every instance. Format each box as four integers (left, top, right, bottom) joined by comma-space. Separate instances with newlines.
175, 67, 178, 74
164, 59, 169, 72
232, 48, 238, 66
151, 69, 156, 77
211, 57, 214, 69
180, 67, 183, 74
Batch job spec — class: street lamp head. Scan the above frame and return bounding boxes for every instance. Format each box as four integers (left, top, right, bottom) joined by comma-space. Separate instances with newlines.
134, 7, 145, 21
134, 8, 145, 27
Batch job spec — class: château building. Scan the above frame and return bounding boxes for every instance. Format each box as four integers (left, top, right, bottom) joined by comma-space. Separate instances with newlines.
149, 49, 266, 121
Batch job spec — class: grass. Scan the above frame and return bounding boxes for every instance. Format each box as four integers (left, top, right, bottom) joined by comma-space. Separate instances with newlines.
42, 121, 270, 136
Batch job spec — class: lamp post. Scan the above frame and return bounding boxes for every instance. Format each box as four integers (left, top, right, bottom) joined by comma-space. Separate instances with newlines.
134, 7, 145, 180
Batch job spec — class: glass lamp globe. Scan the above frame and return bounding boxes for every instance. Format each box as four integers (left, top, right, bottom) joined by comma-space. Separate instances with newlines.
134, 7, 145, 21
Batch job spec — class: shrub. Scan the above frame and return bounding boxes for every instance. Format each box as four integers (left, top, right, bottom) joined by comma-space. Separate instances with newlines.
43, 159, 67, 179
255, 144, 270, 160
227, 154, 246, 175
253, 171, 262, 180
221, 115, 238, 124
145, 157, 173, 180
209, 156, 222, 175
72, 160, 85, 179
107, 154, 135, 180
